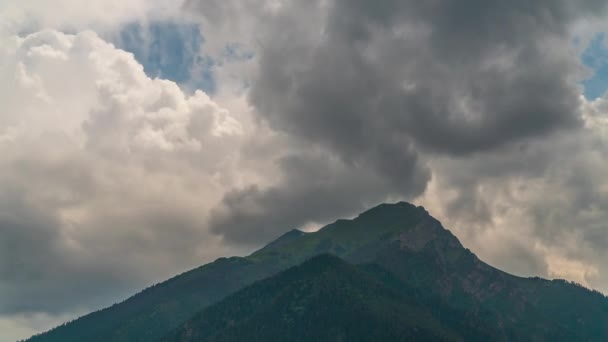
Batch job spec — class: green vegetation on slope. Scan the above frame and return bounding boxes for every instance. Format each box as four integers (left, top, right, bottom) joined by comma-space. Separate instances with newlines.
26, 202, 429, 342
25, 257, 282, 342
26, 202, 608, 342
162, 254, 461, 342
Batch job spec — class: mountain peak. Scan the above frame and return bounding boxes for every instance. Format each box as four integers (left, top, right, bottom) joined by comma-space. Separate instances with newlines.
352, 201, 435, 229
356, 201, 420, 218
255, 202, 434, 258
250, 201, 458, 268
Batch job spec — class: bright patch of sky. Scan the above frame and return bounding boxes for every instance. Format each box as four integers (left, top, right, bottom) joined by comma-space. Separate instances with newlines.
582, 33, 608, 100
112, 20, 216, 94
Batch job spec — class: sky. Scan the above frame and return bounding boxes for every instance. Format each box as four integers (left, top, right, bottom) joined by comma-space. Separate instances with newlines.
2, 1, 608, 341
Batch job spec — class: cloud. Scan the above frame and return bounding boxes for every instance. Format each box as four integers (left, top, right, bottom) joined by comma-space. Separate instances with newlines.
0, 0, 181, 33
0, 313, 73, 342
250, 0, 603, 156
0, 29, 247, 321
182, 0, 286, 56
201, 0, 608, 257
418, 103, 608, 288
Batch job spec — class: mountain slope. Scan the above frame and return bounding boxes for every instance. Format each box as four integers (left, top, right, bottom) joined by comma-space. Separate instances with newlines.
26, 202, 434, 342
161, 254, 461, 342
25, 256, 291, 342
26, 202, 608, 341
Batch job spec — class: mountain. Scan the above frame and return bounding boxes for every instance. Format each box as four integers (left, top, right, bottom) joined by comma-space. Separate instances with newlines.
161, 254, 460, 342
26, 202, 608, 341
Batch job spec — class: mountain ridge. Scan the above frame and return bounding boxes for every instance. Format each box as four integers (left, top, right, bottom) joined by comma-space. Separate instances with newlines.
25, 202, 608, 342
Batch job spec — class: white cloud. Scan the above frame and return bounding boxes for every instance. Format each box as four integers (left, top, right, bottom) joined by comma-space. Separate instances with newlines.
0, 28, 259, 340
0, 0, 182, 34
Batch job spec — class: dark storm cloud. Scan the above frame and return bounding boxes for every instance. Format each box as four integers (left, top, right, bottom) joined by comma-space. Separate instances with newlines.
251, 0, 604, 155
210, 150, 429, 245
203, 0, 607, 244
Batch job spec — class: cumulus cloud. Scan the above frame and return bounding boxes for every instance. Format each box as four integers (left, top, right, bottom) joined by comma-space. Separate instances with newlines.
0, 29, 248, 322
